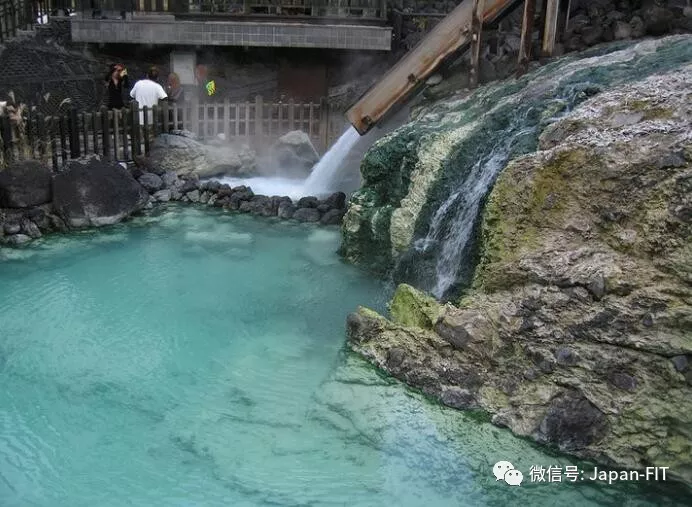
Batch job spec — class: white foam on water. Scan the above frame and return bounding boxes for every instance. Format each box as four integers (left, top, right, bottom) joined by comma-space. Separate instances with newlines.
215, 176, 307, 200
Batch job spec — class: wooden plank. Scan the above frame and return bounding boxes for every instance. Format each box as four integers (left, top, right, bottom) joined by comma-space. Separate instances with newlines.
36, 112, 46, 161
468, 0, 485, 88
541, 0, 559, 57
244, 101, 251, 140
59, 115, 68, 164
224, 99, 230, 140
26, 108, 34, 159
92, 112, 99, 155
319, 98, 329, 154
308, 102, 315, 138
162, 101, 170, 133
517, 0, 536, 74
82, 113, 89, 155
143, 107, 150, 155
113, 109, 120, 160
346, 0, 517, 134
202, 103, 208, 138
129, 104, 139, 157
101, 109, 110, 159
235, 103, 240, 137
254, 95, 263, 142
121, 108, 129, 161
152, 105, 159, 137
288, 99, 295, 131
50, 118, 58, 170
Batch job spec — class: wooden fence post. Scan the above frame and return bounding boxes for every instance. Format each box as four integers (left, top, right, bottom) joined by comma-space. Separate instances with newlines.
254, 95, 263, 142
50, 118, 58, 171
59, 115, 68, 164
129, 102, 139, 157
121, 108, 129, 161
287, 99, 295, 131
469, 0, 485, 88
101, 106, 111, 160
0, 114, 12, 164
112, 109, 120, 160
143, 106, 150, 155
81, 112, 89, 156
68, 107, 80, 159
318, 97, 329, 154
162, 101, 170, 133
92, 112, 99, 156
190, 96, 199, 137
541, 0, 560, 57
36, 112, 46, 162
223, 98, 230, 139
517, 0, 536, 75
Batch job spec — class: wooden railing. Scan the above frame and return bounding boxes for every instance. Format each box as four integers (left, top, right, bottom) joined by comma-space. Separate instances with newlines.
82, 0, 388, 19
0, 0, 57, 42
0, 96, 348, 170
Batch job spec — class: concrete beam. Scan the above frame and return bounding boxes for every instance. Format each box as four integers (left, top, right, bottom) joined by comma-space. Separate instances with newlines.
70, 18, 391, 51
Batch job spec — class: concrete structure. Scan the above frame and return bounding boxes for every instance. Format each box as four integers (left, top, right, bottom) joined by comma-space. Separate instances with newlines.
71, 15, 391, 50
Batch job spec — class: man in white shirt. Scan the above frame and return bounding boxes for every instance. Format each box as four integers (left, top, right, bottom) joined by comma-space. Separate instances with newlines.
130, 66, 168, 126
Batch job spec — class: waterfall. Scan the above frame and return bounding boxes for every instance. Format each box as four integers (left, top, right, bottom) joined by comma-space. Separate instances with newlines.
415, 126, 535, 299
302, 127, 361, 196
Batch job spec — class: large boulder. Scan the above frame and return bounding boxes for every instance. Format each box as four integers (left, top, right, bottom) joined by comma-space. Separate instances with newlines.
0, 160, 52, 208
52, 157, 149, 227
148, 132, 256, 178
268, 130, 320, 178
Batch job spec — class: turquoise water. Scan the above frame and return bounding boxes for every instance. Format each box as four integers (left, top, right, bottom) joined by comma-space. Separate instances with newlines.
0, 207, 687, 506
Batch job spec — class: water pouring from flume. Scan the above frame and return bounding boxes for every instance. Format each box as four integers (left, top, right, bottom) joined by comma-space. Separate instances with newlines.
301, 126, 361, 196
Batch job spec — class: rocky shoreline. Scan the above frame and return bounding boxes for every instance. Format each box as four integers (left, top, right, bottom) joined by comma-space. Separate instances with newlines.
0, 155, 347, 248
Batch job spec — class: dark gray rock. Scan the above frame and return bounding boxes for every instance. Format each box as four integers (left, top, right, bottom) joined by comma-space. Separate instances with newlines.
319, 208, 345, 226
293, 207, 321, 223
581, 25, 604, 46
153, 189, 172, 202
180, 179, 199, 193
20, 218, 41, 239
187, 190, 200, 203
536, 390, 609, 451
4, 233, 31, 245
4, 222, 20, 235
277, 202, 296, 219
138, 172, 164, 193
346, 311, 383, 344
239, 195, 275, 217
323, 191, 347, 210
555, 347, 579, 366
0, 161, 52, 208
440, 387, 478, 409
317, 203, 331, 213
52, 158, 149, 227
297, 196, 319, 209
161, 171, 179, 188
609, 371, 638, 392
671, 355, 689, 373
217, 184, 233, 197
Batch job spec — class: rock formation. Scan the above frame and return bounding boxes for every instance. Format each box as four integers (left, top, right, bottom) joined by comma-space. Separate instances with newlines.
345, 56, 692, 483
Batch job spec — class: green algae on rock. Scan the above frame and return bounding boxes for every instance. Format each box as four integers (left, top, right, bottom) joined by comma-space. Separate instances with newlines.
347, 62, 692, 485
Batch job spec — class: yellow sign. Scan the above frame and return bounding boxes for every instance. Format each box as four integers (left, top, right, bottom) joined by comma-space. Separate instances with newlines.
205, 80, 216, 96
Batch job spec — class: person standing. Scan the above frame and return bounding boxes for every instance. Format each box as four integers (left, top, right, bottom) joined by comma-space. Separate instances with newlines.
104, 64, 129, 110
130, 66, 168, 127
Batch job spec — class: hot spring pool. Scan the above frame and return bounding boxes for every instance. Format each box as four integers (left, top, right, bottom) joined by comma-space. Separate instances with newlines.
0, 207, 686, 506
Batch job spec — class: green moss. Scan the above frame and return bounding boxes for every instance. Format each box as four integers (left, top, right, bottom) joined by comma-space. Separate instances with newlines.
389, 284, 442, 329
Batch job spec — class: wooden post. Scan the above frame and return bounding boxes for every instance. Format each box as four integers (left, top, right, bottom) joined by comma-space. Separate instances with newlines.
541, 0, 560, 57
143, 106, 150, 155
152, 105, 159, 137
287, 99, 295, 131
82, 113, 89, 155
101, 107, 111, 160
162, 101, 170, 133
244, 100, 251, 140
36, 112, 46, 162
92, 112, 99, 155
190, 96, 199, 137
0, 115, 13, 164
121, 108, 129, 161
223, 98, 230, 140
68, 108, 80, 159
234, 102, 240, 137
59, 115, 68, 164
50, 118, 58, 171
26, 108, 34, 159
517, 0, 536, 75
129, 103, 139, 157
112, 109, 120, 160
468, 0, 485, 88
254, 95, 263, 142
318, 97, 329, 153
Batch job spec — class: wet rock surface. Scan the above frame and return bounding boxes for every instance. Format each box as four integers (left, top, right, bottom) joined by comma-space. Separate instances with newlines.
347, 64, 692, 484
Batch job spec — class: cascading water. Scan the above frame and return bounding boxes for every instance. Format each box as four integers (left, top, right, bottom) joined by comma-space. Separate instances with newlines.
385, 37, 692, 301
301, 126, 361, 196
415, 125, 536, 299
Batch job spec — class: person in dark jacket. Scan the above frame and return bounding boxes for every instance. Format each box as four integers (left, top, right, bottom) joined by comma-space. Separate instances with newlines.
104, 64, 130, 110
